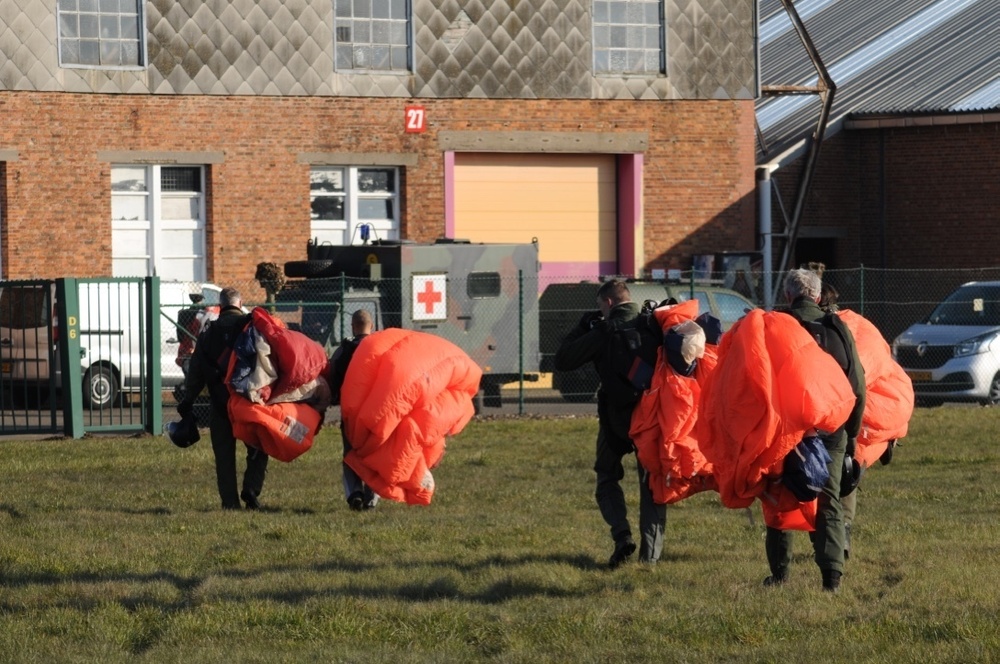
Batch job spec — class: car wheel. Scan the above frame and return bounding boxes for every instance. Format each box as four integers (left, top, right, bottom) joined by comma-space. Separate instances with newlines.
83, 366, 118, 409
983, 373, 1000, 406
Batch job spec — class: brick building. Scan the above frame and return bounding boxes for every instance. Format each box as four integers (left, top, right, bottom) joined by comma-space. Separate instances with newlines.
0, 0, 760, 287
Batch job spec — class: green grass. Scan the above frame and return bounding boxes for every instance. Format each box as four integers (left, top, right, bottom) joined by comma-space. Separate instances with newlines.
1, 408, 999, 662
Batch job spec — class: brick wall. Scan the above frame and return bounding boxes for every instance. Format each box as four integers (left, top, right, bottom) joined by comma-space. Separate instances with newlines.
0, 92, 757, 282
777, 121, 1000, 270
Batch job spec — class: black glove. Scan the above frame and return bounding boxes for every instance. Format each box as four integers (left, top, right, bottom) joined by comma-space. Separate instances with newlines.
177, 400, 194, 418
577, 310, 604, 331
879, 439, 897, 466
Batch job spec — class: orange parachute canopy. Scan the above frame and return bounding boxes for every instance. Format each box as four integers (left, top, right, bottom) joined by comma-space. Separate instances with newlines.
761, 309, 914, 530
229, 399, 323, 462
341, 328, 483, 506
838, 309, 914, 467
696, 309, 857, 509
630, 300, 719, 504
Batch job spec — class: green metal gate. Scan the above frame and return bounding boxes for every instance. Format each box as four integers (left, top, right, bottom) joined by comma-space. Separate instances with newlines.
0, 277, 163, 438
60, 277, 163, 437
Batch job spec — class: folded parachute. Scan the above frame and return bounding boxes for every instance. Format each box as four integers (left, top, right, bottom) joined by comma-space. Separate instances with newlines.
226, 307, 330, 463
761, 308, 914, 531
341, 328, 483, 506
630, 299, 719, 504
696, 309, 857, 509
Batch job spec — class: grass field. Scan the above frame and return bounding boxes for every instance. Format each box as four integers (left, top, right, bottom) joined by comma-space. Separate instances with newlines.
1, 407, 999, 663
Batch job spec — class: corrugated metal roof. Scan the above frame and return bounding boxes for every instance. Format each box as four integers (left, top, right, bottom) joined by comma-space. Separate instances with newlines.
757, 0, 1000, 164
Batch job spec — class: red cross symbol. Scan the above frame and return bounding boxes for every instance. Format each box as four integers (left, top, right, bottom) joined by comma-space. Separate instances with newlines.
417, 279, 443, 314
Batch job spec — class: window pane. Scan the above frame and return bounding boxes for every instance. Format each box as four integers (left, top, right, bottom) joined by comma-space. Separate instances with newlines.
358, 168, 394, 192
372, 45, 390, 69
112, 166, 147, 191
112, 195, 146, 221
60, 14, 79, 38
358, 199, 393, 220
354, 0, 371, 15
80, 14, 99, 38
161, 196, 199, 220
353, 45, 370, 67
100, 0, 118, 13
372, 20, 389, 42
121, 40, 139, 65
60, 39, 81, 63
334, 0, 351, 18
79, 0, 98, 11
467, 273, 501, 298
336, 44, 352, 68
100, 40, 120, 65
390, 0, 406, 19
311, 168, 345, 192
352, 20, 370, 42
161, 167, 200, 192
100, 15, 119, 39
372, 0, 389, 19
391, 46, 408, 69
311, 197, 345, 220
593, 1, 608, 22
59, 0, 78, 10
80, 40, 101, 64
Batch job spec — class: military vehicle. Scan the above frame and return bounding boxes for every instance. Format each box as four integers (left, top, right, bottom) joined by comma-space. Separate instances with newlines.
277, 238, 541, 409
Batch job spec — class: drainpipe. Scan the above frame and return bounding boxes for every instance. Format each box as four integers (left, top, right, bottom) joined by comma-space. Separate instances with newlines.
757, 166, 774, 310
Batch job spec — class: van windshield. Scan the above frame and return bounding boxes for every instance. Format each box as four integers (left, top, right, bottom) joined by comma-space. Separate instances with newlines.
927, 285, 1000, 326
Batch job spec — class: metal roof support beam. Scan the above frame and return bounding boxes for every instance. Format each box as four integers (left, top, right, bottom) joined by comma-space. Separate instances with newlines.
760, 0, 837, 302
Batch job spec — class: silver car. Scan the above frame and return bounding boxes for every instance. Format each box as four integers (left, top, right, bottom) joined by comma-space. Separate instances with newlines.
892, 281, 1000, 406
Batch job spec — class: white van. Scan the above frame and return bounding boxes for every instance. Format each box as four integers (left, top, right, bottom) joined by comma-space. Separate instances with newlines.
0, 280, 222, 408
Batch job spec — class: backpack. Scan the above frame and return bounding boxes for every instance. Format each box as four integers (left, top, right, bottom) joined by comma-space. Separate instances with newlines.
598, 302, 665, 407
799, 312, 851, 375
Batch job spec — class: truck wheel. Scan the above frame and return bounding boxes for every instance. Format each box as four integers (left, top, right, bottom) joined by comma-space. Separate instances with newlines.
284, 260, 335, 278
83, 366, 118, 409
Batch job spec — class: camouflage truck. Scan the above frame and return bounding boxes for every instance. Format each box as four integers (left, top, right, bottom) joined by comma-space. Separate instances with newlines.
277, 238, 541, 409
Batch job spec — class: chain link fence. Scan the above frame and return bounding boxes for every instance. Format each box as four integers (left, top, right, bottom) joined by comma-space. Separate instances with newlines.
162, 265, 1000, 417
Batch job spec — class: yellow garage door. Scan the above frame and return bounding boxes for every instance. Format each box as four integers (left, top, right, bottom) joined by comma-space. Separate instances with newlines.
453, 153, 617, 279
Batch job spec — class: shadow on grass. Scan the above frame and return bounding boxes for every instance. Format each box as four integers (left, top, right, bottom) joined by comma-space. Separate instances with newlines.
0, 550, 618, 613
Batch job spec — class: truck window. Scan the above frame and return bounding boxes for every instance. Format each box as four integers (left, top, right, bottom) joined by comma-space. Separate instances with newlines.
467, 272, 501, 298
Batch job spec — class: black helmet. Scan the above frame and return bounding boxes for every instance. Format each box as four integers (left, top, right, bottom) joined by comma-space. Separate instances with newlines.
840, 454, 864, 497
166, 413, 200, 448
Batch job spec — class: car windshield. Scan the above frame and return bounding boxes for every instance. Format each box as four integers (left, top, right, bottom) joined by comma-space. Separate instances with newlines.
927, 285, 1000, 326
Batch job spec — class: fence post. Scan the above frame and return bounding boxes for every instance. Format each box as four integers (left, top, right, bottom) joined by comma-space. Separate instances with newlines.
859, 264, 865, 316
339, 272, 346, 342
518, 270, 524, 415
57, 278, 84, 438
144, 276, 162, 435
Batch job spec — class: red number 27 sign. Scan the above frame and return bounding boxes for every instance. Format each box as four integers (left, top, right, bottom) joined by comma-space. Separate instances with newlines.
404, 105, 427, 133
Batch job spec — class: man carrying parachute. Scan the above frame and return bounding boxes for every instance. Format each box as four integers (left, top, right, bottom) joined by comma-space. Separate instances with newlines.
698, 269, 866, 592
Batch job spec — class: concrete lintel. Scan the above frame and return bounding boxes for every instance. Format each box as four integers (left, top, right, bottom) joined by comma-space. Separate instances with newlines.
438, 131, 648, 153
0, 149, 18, 162
298, 152, 419, 166
845, 112, 1000, 130
97, 151, 225, 164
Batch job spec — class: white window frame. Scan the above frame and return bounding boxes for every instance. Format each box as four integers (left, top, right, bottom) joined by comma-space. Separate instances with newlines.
57, 0, 146, 70
310, 166, 401, 246
593, 0, 666, 76
111, 165, 207, 280
333, 0, 412, 72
